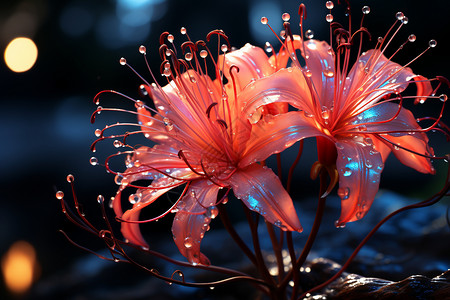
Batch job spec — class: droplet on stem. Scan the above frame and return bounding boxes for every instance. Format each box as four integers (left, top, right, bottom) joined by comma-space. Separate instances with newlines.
119, 57, 127, 65
326, 1, 334, 9
362, 6, 370, 14
261, 17, 268, 24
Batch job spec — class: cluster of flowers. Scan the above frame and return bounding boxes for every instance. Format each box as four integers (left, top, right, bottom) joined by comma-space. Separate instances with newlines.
84, 3, 447, 269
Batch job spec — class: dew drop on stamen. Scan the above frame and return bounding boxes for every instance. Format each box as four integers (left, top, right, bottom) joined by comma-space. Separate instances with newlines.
326, 1, 334, 9
439, 94, 448, 102
97, 195, 105, 204
280, 30, 286, 40
326, 14, 333, 23
378, 37, 384, 43
165, 49, 172, 57
139, 45, 146, 54
304, 69, 312, 77
66, 174, 74, 183
119, 57, 127, 65
129, 194, 141, 204
209, 206, 219, 219
167, 34, 174, 43
164, 62, 171, 69
396, 12, 404, 20
408, 34, 416, 42
429, 39, 437, 48
221, 44, 228, 53
282, 13, 290, 22
113, 140, 122, 148
90, 156, 98, 166
401, 17, 409, 24
305, 29, 314, 39
261, 17, 268, 24
362, 6, 370, 14
180, 27, 187, 35
200, 50, 208, 58
94, 129, 102, 137
163, 68, 171, 77
96, 106, 103, 114
264, 42, 273, 53
185, 52, 193, 61
56, 191, 64, 200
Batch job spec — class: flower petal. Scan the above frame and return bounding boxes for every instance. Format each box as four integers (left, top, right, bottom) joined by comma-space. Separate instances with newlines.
227, 164, 302, 232
335, 136, 384, 226
240, 67, 314, 117
172, 180, 220, 265
240, 111, 324, 167
219, 43, 276, 91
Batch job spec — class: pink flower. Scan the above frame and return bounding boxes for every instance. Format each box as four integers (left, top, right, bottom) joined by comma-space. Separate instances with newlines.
239, 26, 440, 226
107, 34, 304, 265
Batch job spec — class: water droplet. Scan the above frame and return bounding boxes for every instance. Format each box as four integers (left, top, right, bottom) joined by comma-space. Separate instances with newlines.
326, 14, 333, 23
119, 57, 126, 65
164, 62, 171, 69
321, 107, 330, 119
185, 52, 193, 61
394, 145, 400, 150
190, 190, 196, 198
209, 206, 219, 219
167, 34, 174, 43
139, 45, 146, 54
129, 193, 141, 204
364, 137, 373, 146
343, 167, 352, 177
326, 1, 334, 9
221, 44, 228, 53
365, 159, 373, 168
66, 174, 74, 183
362, 6, 370, 14
165, 49, 172, 56
55, 191, 64, 200
261, 17, 268, 24
97, 195, 105, 204
401, 17, 408, 24
180, 27, 186, 35
114, 174, 123, 185
94, 129, 102, 137
356, 211, 363, 220
113, 140, 122, 148
264, 42, 273, 53
199, 50, 208, 58
163, 68, 171, 77
396, 12, 404, 20
274, 220, 282, 227
90, 157, 98, 166
364, 67, 370, 74
323, 67, 334, 77
378, 37, 384, 43
439, 94, 447, 102
184, 237, 193, 248
282, 13, 290, 22
335, 220, 346, 228
304, 69, 312, 78
96, 106, 102, 114
305, 29, 314, 39
337, 187, 350, 200
408, 34, 416, 42
429, 39, 437, 48
280, 30, 286, 39
209, 286, 215, 290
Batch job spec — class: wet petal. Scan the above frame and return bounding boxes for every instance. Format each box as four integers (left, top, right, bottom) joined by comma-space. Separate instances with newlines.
227, 164, 302, 232
240, 67, 314, 117
240, 111, 325, 167
335, 136, 384, 226
219, 43, 275, 91
172, 180, 220, 265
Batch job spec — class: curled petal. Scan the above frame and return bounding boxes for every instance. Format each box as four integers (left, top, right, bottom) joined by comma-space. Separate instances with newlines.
219, 43, 276, 91
335, 136, 384, 226
172, 180, 220, 266
240, 67, 314, 117
227, 164, 302, 232
240, 111, 325, 167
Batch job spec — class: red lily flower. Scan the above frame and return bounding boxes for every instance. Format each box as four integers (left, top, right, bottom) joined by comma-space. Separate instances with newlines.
239, 16, 443, 226
100, 32, 306, 266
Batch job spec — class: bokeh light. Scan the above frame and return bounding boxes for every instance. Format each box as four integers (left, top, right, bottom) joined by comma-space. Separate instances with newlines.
1, 241, 38, 295
4, 37, 38, 73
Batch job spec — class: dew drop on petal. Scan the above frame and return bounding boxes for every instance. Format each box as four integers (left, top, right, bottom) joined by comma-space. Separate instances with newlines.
337, 187, 350, 200
90, 157, 98, 166
94, 129, 102, 137
128, 194, 141, 204
408, 34, 416, 42
305, 29, 314, 39
396, 12, 405, 20
304, 69, 312, 77
326, 1, 334, 9
261, 17, 268, 24
282, 13, 290, 22
119, 57, 127, 65
66, 174, 74, 183
429, 39, 437, 48
362, 6, 370, 14
343, 167, 352, 177
139, 45, 146, 54
209, 206, 219, 219
184, 237, 193, 248
326, 14, 333, 22
56, 191, 64, 200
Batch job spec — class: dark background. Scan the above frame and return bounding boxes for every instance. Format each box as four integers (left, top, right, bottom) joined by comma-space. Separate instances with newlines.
0, 0, 449, 298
